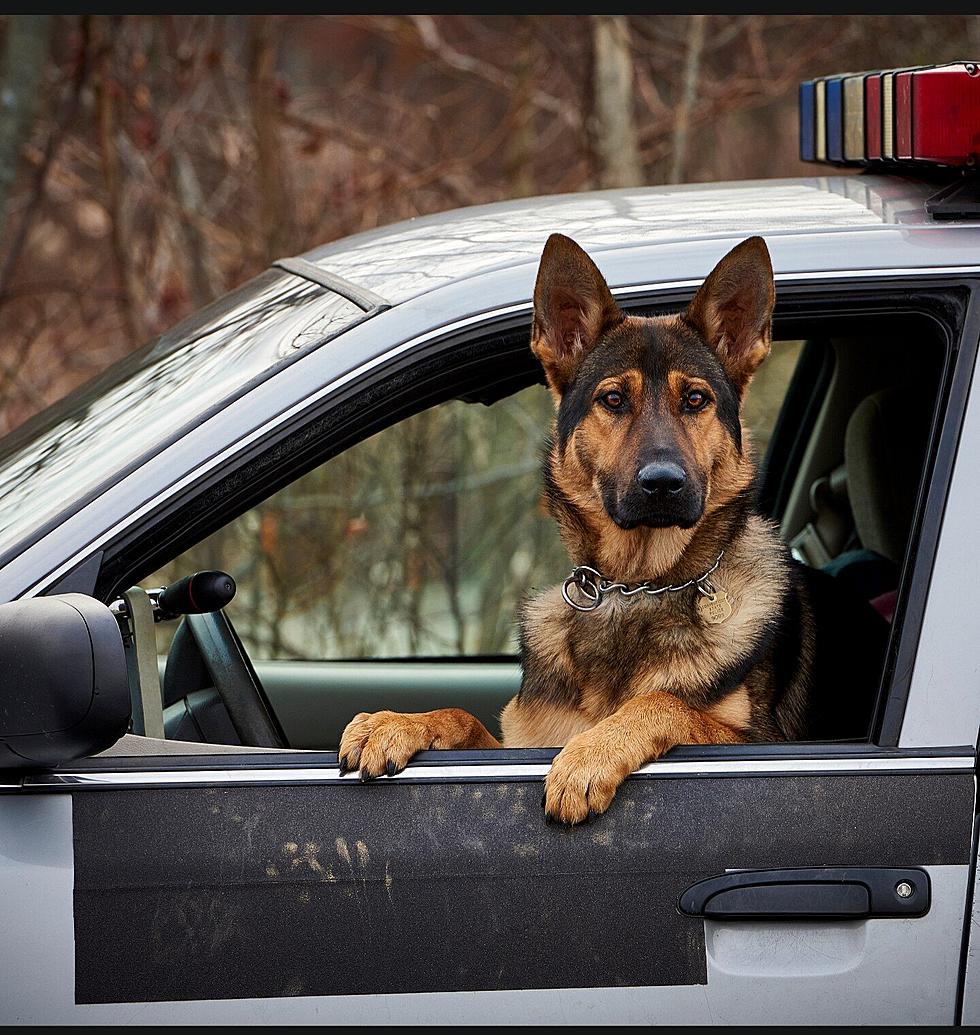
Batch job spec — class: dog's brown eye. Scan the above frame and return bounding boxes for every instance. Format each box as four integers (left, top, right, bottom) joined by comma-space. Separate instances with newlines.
599, 390, 624, 411
684, 389, 709, 411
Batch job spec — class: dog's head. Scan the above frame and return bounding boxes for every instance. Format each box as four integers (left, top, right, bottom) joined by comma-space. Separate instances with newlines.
532, 234, 774, 536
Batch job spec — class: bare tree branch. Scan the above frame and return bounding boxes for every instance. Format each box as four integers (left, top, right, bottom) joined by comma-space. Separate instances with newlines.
408, 15, 580, 128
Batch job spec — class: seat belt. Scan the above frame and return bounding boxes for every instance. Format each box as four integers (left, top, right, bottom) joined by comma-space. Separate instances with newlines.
789, 466, 850, 568
123, 586, 165, 740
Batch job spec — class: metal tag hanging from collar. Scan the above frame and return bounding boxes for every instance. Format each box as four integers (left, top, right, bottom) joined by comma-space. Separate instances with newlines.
696, 577, 734, 625
561, 551, 725, 613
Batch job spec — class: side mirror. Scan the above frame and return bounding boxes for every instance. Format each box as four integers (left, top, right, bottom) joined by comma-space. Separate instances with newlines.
0, 594, 130, 768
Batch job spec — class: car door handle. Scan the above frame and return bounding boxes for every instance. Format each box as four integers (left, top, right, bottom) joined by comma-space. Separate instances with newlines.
678, 867, 930, 920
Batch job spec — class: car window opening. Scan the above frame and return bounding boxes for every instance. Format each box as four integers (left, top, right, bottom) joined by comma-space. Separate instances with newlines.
114, 306, 948, 759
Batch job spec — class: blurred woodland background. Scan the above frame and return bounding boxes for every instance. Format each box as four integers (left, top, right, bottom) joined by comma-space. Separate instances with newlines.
0, 15, 975, 660
0, 13, 977, 434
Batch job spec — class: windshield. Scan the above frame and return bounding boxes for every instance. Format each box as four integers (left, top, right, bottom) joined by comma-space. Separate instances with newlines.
0, 268, 364, 566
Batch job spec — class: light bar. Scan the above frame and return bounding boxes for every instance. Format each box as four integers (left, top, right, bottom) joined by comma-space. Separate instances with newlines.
800, 62, 980, 167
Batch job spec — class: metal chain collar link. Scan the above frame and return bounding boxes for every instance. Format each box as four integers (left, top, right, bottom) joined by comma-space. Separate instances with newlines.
561, 550, 725, 612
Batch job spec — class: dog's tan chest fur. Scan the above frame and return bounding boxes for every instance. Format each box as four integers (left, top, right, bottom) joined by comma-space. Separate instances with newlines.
516, 514, 788, 742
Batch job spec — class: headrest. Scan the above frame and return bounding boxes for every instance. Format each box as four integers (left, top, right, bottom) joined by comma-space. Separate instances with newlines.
844, 386, 931, 565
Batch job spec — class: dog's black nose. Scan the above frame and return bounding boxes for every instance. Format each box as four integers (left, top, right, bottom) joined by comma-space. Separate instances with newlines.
637, 462, 687, 495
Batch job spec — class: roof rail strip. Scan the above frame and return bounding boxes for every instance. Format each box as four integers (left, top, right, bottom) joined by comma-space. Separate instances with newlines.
272, 256, 390, 313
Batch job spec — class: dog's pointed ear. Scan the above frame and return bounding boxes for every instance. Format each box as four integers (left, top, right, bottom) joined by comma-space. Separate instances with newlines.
531, 234, 622, 396
683, 236, 775, 395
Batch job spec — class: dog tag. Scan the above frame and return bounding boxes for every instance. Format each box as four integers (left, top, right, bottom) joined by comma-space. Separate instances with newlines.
697, 588, 734, 625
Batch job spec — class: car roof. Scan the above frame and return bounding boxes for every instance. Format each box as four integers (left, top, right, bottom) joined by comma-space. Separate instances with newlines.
301, 175, 951, 305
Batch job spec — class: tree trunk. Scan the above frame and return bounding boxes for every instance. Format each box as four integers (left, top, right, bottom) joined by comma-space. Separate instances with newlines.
172, 150, 216, 310
248, 15, 291, 264
668, 14, 707, 185
589, 15, 643, 189
0, 16, 89, 298
0, 16, 53, 242
505, 18, 536, 198
95, 16, 142, 345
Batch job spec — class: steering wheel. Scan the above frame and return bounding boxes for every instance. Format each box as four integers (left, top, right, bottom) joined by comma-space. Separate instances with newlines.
183, 610, 287, 749
160, 572, 286, 749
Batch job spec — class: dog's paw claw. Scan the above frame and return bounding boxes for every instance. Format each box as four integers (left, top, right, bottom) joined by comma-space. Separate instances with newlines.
338, 711, 432, 784
543, 735, 634, 825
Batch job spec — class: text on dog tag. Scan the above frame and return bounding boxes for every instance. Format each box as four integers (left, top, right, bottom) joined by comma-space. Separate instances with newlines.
697, 589, 734, 625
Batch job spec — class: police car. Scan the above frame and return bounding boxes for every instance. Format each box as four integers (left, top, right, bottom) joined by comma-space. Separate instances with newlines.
3, 64, 980, 1024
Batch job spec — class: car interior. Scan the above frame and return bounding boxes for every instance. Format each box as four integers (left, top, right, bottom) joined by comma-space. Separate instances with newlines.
102, 305, 948, 757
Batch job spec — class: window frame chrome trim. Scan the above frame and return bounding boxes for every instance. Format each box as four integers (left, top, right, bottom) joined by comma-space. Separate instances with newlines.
15, 753, 975, 791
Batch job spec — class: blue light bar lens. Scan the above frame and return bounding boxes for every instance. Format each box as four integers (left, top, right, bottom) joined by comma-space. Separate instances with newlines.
825, 77, 844, 162
799, 81, 816, 161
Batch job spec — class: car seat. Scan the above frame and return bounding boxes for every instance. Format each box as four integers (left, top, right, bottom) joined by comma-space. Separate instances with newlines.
828, 385, 932, 619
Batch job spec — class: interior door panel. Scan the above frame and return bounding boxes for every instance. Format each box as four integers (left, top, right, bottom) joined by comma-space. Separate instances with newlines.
256, 659, 520, 747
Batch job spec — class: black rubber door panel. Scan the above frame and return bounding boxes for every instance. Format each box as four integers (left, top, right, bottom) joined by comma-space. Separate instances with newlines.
70, 760, 973, 1004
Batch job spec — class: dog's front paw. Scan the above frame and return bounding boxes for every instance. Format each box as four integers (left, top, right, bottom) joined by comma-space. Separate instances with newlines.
543, 730, 641, 825
338, 711, 433, 781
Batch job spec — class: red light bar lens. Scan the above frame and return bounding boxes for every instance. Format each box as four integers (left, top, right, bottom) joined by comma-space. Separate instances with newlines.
865, 74, 882, 160
911, 63, 980, 164
895, 71, 914, 160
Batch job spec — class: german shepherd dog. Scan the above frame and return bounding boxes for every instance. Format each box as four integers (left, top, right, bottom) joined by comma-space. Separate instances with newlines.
339, 234, 886, 824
